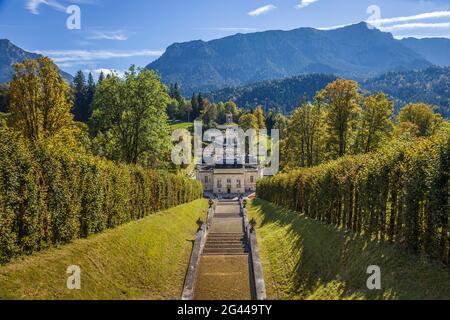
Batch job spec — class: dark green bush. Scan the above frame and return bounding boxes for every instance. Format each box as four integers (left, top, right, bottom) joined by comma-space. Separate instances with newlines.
257, 128, 450, 264
0, 131, 202, 263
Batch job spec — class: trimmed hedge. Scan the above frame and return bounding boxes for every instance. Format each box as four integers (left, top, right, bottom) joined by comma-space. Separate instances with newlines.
257, 128, 450, 264
0, 131, 203, 263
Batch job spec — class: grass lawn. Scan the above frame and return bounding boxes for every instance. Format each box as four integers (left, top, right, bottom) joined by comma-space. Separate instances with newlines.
0, 199, 208, 300
170, 122, 193, 132
247, 199, 450, 300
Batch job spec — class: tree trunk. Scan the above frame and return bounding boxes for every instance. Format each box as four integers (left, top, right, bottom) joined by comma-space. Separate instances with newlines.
388, 187, 397, 243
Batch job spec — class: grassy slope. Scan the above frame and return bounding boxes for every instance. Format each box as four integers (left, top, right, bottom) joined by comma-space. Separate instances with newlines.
170, 122, 193, 131
0, 199, 207, 300
247, 199, 450, 300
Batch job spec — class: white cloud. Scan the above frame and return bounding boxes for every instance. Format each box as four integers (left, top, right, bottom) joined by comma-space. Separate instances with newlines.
370, 10, 450, 25
248, 5, 277, 17
88, 31, 129, 41
26, 0, 66, 14
84, 68, 126, 78
381, 22, 450, 31
295, 0, 319, 9
35, 49, 164, 64
317, 10, 450, 32
316, 24, 353, 30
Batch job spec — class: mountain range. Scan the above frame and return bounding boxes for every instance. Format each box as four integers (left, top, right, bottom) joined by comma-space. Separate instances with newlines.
147, 22, 450, 95
0, 39, 73, 84
205, 66, 450, 118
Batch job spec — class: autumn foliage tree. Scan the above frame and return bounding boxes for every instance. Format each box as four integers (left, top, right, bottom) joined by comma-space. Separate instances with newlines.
319, 79, 361, 158
282, 101, 327, 168
253, 105, 266, 129
355, 92, 394, 153
397, 103, 443, 137
238, 113, 259, 131
8, 57, 80, 148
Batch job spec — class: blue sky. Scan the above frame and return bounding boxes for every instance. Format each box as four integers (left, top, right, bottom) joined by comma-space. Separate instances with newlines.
1, 0, 449, 77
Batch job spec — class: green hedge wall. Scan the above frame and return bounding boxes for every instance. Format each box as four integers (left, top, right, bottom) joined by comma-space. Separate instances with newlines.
257, 128, 450, 264
0, 131, 203, 263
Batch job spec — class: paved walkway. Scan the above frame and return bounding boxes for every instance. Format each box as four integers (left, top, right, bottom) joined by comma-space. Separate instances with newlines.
194, 201, 251, 300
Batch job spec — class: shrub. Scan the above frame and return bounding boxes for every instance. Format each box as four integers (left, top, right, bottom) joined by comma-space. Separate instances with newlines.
257, 127, 450, 264
0, 130, 202, 263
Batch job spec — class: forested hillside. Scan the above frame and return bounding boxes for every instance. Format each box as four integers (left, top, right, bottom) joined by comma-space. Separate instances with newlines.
206, 74, 337, 114
205, 67, 450, 118
401, 37, 450, 67
363, 66, 450, 118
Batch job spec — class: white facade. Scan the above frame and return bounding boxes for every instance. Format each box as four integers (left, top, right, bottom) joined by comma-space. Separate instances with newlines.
195, 114, 264, 195
196, 165, 261, 195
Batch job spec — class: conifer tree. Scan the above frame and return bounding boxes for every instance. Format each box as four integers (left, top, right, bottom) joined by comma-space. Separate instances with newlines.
191, 93, 199, 119
97, 71, 105, 84
73, 70, 87, 122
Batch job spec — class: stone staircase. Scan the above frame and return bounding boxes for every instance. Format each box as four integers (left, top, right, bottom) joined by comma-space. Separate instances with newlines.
202, 201, 248, 256
183, 199, 266, 300
194, 200, 252, 300
202, 233, 248, 255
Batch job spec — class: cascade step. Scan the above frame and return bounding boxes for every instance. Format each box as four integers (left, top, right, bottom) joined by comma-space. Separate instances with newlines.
202, 248, 248, 255
204, 243, 246, 249
206, 240, 245, 245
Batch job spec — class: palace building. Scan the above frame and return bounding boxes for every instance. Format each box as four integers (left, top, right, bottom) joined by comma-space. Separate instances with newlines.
195, 114, 264, 196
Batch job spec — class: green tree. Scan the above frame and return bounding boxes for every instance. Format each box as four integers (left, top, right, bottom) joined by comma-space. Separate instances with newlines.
253, 105, 266, 129
91, 66, 172, 167
0, 84, 9, 113
224, 101, 239, 120
238, 113, 258, 131
191, 93, 200, 120
180, 100, 193, 122
73, 70, 87, 122
201, 99, 218, 128
272, 113, 288, 132
356, 93, 394, 153
97, 71, 105, 84
197, 93, 205, 118
216, 102, 227, 124
397, 103, 443, 137
282, 101, 327, 168
85, 72, 96, 122
9, 57, 79, 147
166, 99, 180, 120
320, 79, 361, 158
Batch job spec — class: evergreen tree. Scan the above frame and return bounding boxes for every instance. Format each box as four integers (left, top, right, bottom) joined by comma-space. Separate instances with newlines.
198, 93, 205, 116
73, 70, 87, 122
85, 72, 96, 122
0, 84, 9, 113
191, 93, 199, 119
97, 71, 105, 84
